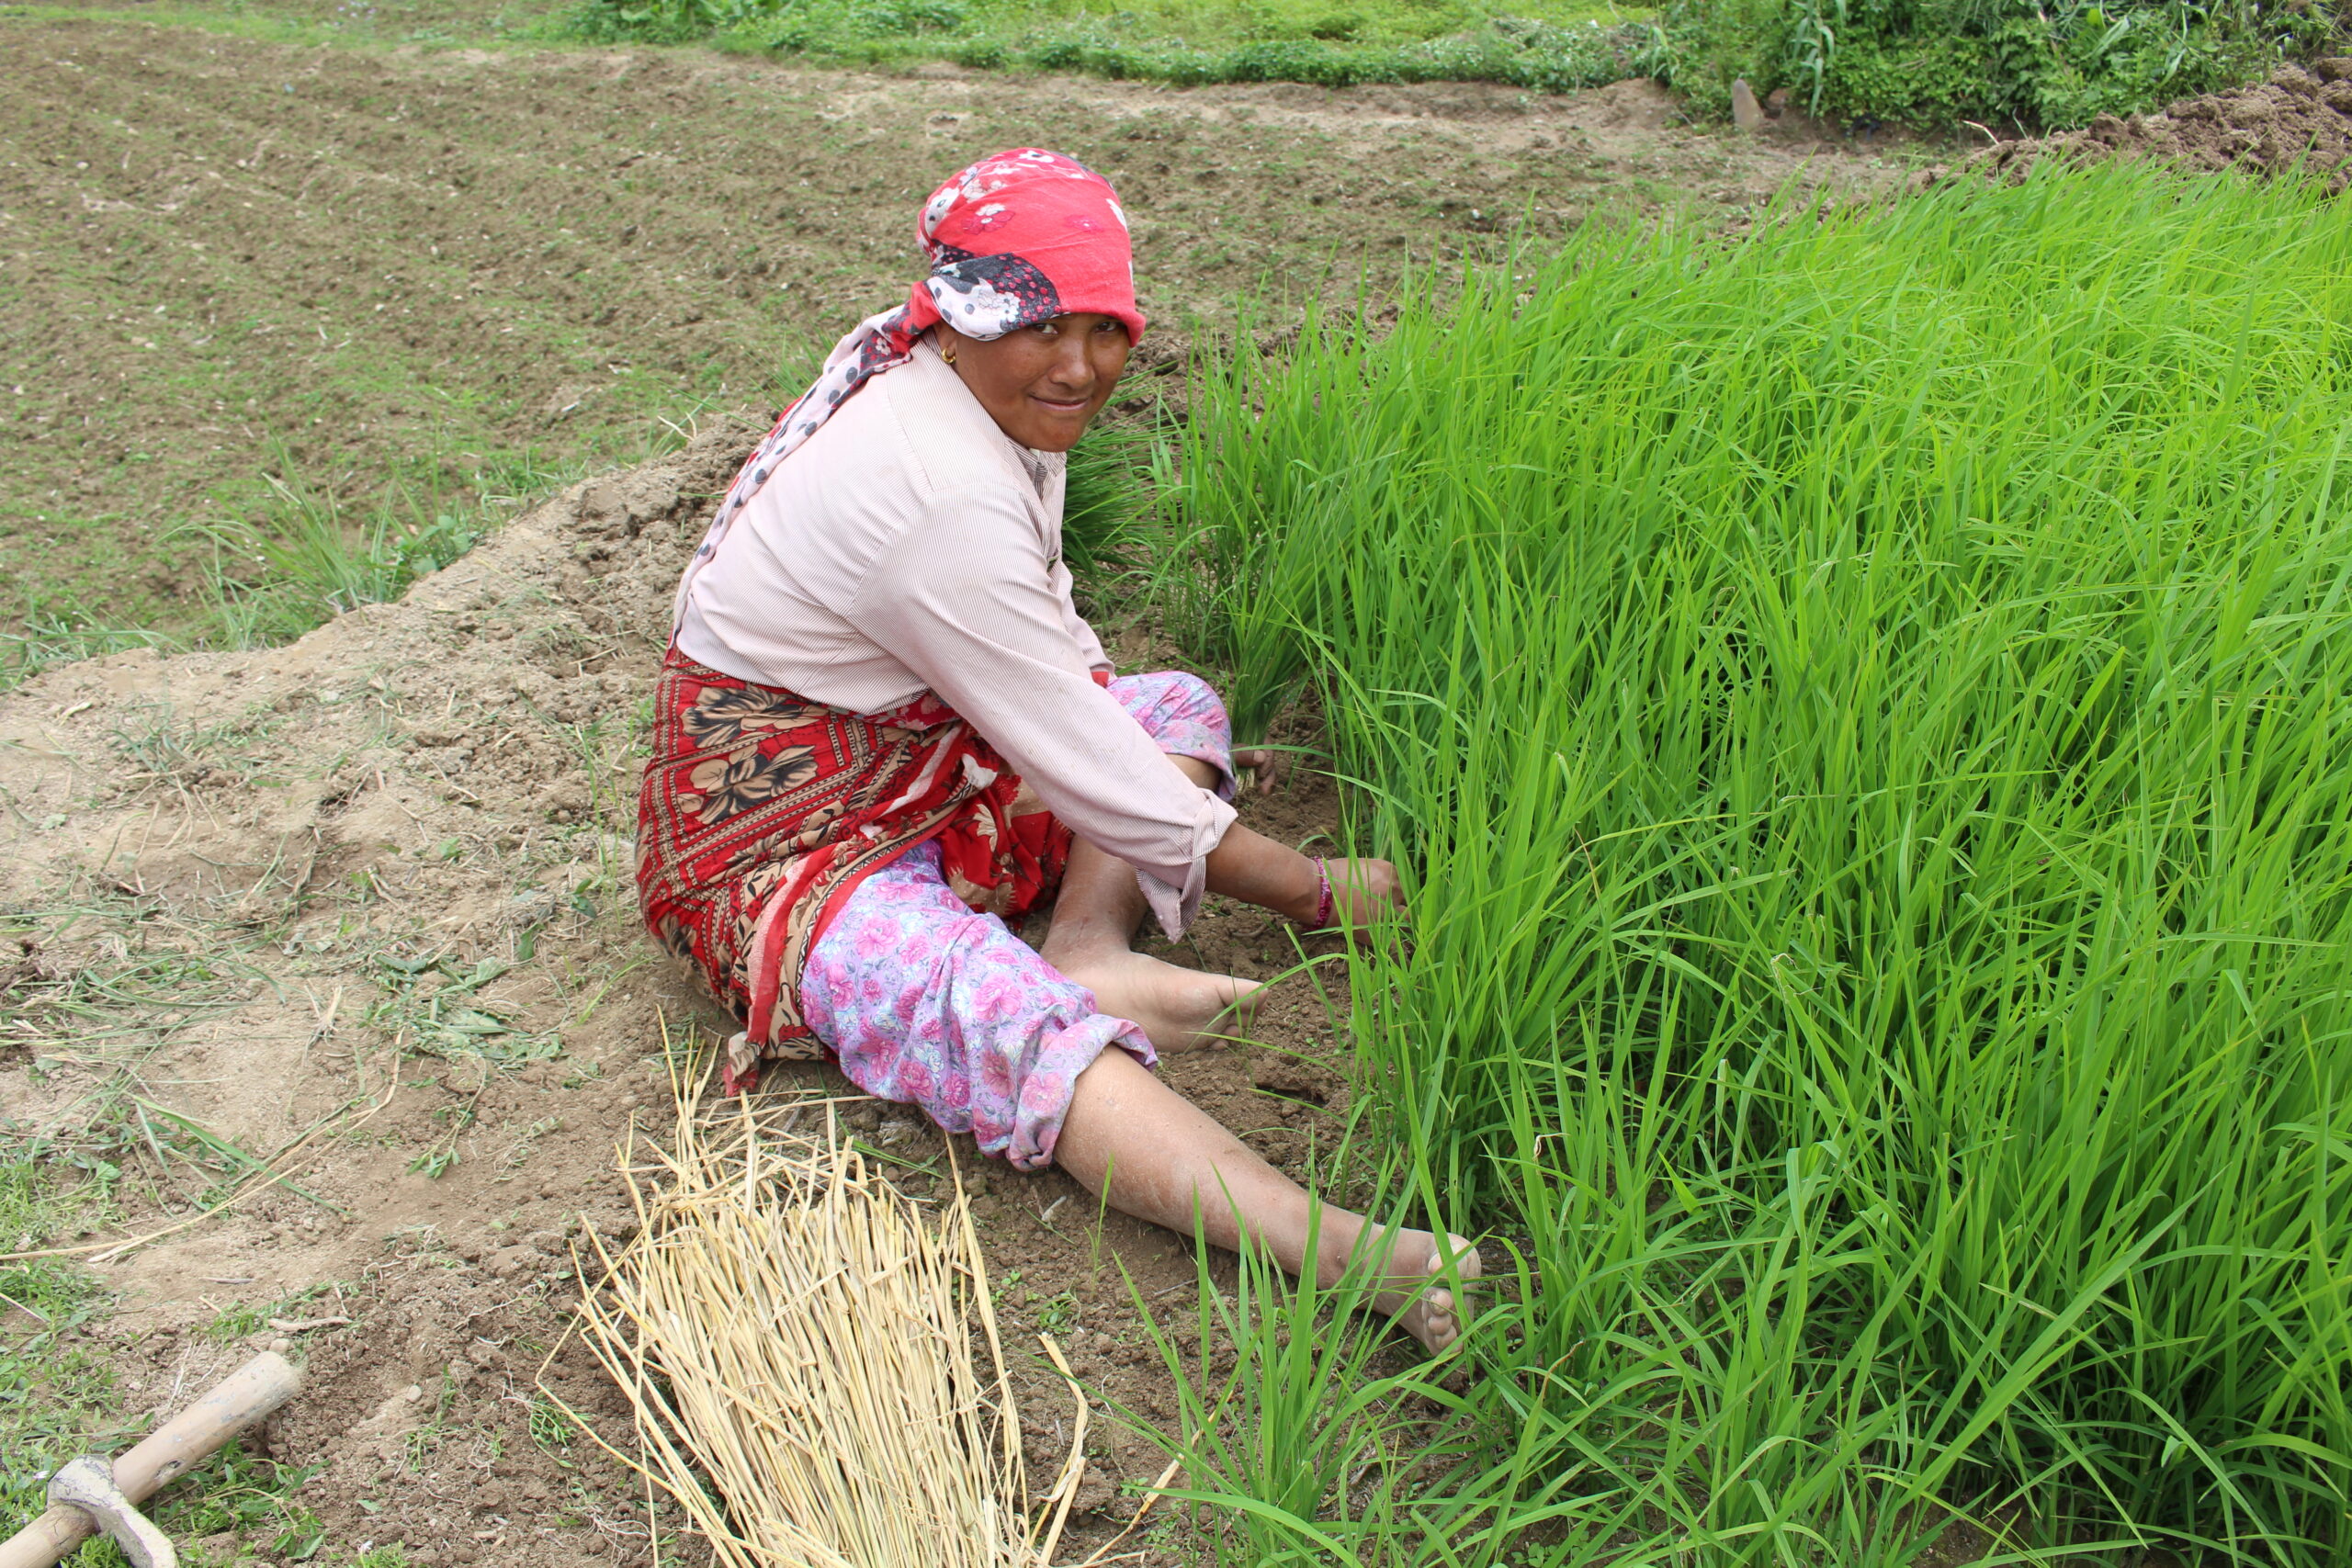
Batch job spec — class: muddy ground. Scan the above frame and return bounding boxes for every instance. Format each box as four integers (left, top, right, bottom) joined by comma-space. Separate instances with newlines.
0, 13, 1926, 641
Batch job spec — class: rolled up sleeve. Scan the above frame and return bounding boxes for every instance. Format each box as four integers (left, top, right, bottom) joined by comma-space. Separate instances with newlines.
847, 487, 1233, 937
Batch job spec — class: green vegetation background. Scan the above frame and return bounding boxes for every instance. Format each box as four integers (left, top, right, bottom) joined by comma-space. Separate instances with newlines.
1657, 0, 2345, 127
575, 0, 2345, 129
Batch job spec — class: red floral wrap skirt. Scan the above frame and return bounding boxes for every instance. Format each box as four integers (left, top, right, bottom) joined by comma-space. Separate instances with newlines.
635, 648, 1087, 1085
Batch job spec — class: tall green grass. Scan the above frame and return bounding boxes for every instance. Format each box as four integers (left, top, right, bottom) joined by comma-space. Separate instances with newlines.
1165, 164, 2352, 1562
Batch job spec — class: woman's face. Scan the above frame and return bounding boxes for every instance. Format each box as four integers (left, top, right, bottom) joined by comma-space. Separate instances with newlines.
938, 312, 1131, 453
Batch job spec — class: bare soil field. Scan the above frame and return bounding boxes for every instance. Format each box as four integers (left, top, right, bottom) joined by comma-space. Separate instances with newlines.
0, 14, 1919, 643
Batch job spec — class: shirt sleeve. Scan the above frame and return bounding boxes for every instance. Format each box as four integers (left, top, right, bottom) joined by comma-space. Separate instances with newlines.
1050, 556, 1114, 676
846, 485, 1233, 938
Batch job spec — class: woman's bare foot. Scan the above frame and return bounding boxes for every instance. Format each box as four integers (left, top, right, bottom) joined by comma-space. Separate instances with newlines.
1350, 1227, 1483, 1354
1050, 947, 1262, 1052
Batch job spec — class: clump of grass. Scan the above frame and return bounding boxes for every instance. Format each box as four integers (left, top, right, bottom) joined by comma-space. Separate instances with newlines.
0, 1161, 122, 1527
3, 434, 649, 694
0, 611, 170, 691
1165, 163, 2352, 1562
176, 467, 488, 652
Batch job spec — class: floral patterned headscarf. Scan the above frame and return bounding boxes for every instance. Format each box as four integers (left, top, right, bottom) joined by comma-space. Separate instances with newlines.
673, 148, 1145, 631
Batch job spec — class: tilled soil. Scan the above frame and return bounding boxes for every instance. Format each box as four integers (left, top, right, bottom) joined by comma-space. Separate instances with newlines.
0, 16, 1916, 637
0, 423, 1396, 1566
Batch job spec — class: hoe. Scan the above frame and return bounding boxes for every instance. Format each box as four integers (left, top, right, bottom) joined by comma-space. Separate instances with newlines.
0, 1351, 301, 1568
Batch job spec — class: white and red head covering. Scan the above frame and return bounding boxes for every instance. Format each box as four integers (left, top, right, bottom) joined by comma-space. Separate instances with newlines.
673, 148, 1143, 630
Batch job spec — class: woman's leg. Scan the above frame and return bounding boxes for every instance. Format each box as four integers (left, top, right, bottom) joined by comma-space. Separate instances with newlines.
803, 840, 1156, 1170
1035, 671, 1482, 1348
1043, 669, 1404, 1050
1039, 784, 1263, 1053
1055, 1047, 1482, 1354
1041, 752, 1406, 1050
802, 843, 1476, 1354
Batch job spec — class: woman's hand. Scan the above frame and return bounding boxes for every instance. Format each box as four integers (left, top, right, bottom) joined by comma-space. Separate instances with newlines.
1233, 747, 1286, 797
1311, 856, 1408, 934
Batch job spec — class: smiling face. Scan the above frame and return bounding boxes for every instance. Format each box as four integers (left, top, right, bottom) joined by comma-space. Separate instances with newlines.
936, 312, 1132, 453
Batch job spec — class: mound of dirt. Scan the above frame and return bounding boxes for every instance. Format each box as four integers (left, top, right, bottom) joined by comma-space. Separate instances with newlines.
1958, 59, 2352, 193
1, 423, 1373, 1565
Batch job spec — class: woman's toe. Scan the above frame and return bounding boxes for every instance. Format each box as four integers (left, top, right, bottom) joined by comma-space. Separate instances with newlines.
1217, 975, 1265, 1020
1414, 1287, 1458, 1352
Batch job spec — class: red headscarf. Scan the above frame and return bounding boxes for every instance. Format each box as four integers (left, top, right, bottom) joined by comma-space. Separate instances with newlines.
673, 148, 1143, 630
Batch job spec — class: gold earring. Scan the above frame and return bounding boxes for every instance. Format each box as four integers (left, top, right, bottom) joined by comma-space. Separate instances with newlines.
941, 344, 957, 366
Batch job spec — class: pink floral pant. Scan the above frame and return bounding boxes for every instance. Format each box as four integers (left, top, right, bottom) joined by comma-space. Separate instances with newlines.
799, 671, 1236, 1170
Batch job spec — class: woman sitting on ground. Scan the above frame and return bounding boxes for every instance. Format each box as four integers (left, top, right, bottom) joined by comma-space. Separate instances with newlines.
636, 148, 1479, 1351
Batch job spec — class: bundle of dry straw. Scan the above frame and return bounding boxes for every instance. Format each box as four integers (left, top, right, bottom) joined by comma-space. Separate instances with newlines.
567, 1064, 1110, 1568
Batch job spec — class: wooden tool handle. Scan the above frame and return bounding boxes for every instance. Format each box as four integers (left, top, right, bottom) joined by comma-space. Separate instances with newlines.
0, 1352, 300, 1568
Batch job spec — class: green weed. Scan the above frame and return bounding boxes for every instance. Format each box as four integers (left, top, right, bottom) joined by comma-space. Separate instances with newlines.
207, 1284, 332, 1343
368, 948, 560, 1066
342, 1549, 413, 1568
1162, 162, 2352, 1562
526, 1389, 577, 1453
61, 1446, 333, 1566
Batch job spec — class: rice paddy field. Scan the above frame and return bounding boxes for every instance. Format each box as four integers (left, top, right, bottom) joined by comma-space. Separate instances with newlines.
1148, 163, 2352, 1564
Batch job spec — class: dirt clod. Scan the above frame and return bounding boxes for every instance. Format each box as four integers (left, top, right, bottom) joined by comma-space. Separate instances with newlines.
1944, 62, 2352, 195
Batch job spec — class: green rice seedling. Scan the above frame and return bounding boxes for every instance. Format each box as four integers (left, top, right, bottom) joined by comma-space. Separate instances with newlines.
1163, 164, 2352, 1563
1115, 1183, 1469, 1567
1063, 419, 1171, 607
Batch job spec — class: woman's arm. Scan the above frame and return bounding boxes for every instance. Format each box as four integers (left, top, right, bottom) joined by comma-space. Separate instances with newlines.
848, 486, 1235, 938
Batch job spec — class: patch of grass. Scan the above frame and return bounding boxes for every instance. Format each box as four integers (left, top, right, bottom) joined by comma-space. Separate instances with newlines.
367, 947, 560, 1066
1116, 1197, 1435, 1566
4, 445, 589, 694
340, 1546, 413, 1568
68, 1446, 333, 1567
0, 613, 172, 691
1650, 0, 2344, 128
177, 468, 488, 653
526, 1388, 577, 1452
0, 1162, 126, 1533
3, 908, 294, 1219
1164, 163, 2352, 1562
208, 1283, 334, 1343
572, 0, 1661, 92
